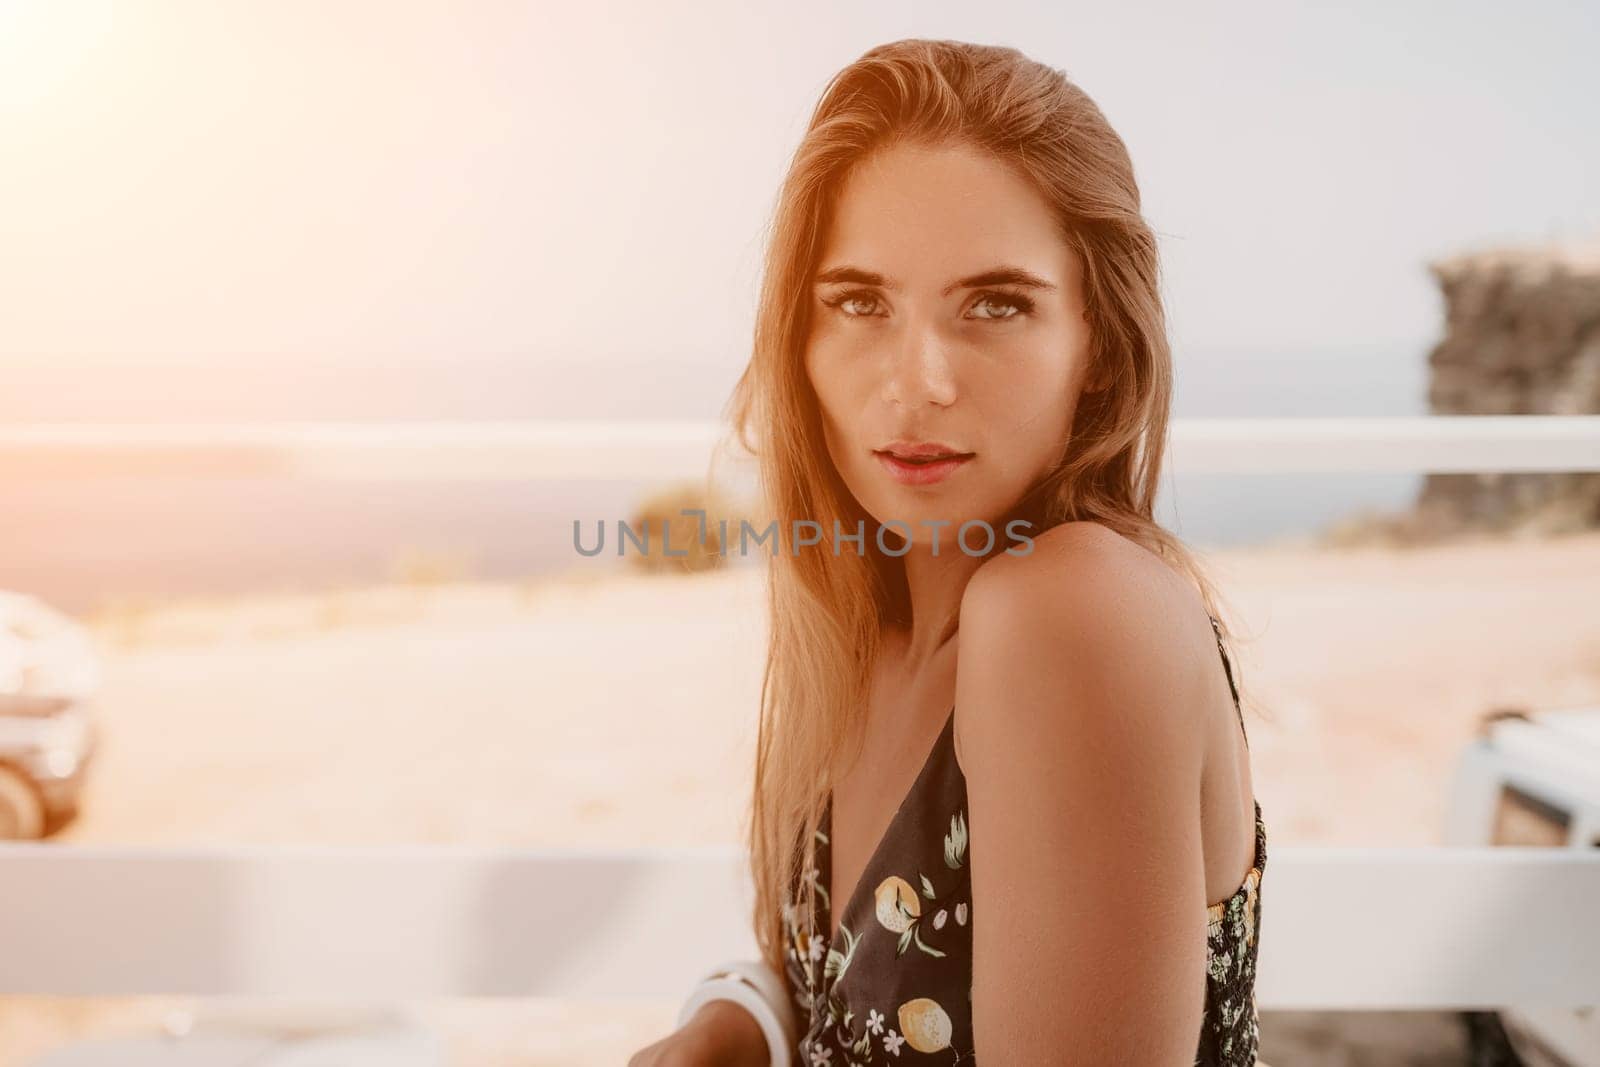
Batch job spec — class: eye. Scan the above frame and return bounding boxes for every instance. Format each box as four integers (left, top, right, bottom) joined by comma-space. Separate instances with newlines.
966, 290, 1035, 321
820, 289, 887, 318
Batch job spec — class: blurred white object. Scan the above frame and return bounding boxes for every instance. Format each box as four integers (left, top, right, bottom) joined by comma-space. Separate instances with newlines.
0, 591, 100, 838
1446, 703, 1600, 1066
0, 591, 100, 704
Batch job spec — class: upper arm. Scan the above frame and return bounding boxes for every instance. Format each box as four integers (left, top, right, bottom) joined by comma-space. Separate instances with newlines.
955, 523, 1209, 1066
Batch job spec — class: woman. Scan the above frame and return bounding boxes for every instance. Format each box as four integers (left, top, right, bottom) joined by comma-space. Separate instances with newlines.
633, 37, 1265, 1066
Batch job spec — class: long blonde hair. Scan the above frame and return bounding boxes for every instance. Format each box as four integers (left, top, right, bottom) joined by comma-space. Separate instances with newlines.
721, 37, 1251, 979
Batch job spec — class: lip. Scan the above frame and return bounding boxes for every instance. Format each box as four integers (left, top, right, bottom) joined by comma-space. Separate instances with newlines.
873, 446, 974, 487
877, 439, 970, 460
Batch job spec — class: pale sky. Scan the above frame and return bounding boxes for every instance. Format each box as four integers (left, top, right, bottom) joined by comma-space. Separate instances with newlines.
1, 0, 1596, 387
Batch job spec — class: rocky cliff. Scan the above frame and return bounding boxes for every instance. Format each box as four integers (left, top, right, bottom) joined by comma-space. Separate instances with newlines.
1327, 238, 1600, 545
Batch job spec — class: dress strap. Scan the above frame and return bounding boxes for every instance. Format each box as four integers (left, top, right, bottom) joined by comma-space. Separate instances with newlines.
1208, 613, 1248, 749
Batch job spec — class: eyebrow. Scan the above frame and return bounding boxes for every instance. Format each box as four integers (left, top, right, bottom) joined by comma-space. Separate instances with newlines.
812, 264, 1058, 296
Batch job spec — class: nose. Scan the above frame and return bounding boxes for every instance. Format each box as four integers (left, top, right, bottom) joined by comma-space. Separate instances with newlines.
882, 320, 957, 409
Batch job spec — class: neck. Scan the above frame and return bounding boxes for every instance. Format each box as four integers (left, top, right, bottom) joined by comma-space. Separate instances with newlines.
896, 539, 987, 670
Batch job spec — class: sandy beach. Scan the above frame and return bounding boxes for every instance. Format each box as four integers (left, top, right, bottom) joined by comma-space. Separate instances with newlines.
4, 529, 1599, 1064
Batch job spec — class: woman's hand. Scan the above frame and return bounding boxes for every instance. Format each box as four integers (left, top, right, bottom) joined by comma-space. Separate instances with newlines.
628, 998, 773, 1067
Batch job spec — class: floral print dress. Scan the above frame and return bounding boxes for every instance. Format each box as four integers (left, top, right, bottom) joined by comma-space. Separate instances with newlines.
780, 614, 1266, 1065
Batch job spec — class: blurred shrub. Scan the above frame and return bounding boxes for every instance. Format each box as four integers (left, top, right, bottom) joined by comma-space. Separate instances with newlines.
626, 481, 750, 574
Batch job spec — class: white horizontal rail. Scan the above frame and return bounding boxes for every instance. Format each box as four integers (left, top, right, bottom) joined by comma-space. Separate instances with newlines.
0, 841, 757, 1001
1169, 414, 1600, 474
0, 420, 729, 482
0, 416, 1596, 479
0, 842, 1595, 1009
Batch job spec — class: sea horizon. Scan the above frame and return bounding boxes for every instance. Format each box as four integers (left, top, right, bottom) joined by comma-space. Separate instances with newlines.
0, 343, 1430, 613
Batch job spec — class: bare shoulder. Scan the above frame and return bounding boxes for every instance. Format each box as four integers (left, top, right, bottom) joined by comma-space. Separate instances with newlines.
955, 520, 1219, 1056
967, 519, 1186, 606
952, 520, 1210, 781
958, 520, 1204, 659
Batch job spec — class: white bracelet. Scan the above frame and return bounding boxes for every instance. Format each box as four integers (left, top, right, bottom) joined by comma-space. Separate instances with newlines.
677, 965, 795, 1067
688, 958, 796, 1039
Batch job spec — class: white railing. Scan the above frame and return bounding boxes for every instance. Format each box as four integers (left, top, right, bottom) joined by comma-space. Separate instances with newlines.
0, 840, 1596, 1008
1, 414, 1597, 478
1, 414, 1599, 1013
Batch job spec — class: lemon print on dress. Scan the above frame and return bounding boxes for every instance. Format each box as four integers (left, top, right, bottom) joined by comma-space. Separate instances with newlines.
872, 875, 921, 933
898, 997, 953, 1053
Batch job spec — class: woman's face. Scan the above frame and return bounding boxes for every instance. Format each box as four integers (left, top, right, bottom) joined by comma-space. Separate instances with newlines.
804, 140, 1097, 548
